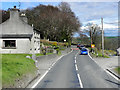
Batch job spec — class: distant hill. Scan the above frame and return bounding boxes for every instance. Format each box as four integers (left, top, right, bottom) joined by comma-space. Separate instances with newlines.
105, 36, 118, 39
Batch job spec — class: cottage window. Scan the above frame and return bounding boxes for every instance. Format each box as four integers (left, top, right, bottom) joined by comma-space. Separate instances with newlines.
3, 40, 16, 49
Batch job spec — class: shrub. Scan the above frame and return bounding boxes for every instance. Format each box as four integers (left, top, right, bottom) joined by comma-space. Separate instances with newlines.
52, 42, 57, 46
40, 39, 67, 47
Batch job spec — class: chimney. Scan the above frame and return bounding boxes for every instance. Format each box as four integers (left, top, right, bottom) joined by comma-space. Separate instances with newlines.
10, 6, 20, 20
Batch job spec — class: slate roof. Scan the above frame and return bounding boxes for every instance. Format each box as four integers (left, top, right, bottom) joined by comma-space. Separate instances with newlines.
0, 7, 33, 38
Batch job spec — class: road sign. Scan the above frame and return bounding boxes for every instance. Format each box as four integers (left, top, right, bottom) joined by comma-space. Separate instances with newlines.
91, 44, 95, 48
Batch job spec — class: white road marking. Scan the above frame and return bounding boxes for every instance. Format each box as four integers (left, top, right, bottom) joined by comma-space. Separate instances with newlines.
75, 57, 76, 59
88, 53, 92, 59
75, 50, 83, 88
31, 49, 73, 88
75, 59, 76, 63
88, 51, 120, 82
88, 53, 97, 63
31, 70, 49, 88
105, 69, 119, 81
51, 63, 55, 67
75, 64, 78, 71
77, 74, 83, 88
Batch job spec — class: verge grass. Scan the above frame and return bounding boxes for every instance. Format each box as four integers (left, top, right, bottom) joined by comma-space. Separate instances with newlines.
89, 48, 110, 58
115, 67, 120, 75
36, 52, 53, 56
2, 54, 37, 87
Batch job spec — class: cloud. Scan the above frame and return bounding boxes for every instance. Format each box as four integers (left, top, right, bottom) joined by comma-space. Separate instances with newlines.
1, 0, 120, 2
102, 24, 118, 29
81, 23, 118, 30
104, 20, 118, 25
69, 2, 118, 36
69, 2, 118, 23
104, 30, 118, 36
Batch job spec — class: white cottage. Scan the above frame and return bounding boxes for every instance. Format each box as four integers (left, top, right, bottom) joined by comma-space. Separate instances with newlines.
0, 6, 40, 54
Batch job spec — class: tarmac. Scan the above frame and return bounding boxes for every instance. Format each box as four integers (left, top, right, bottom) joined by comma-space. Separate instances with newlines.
93, 56, 120, 79
26, 47, 71, 88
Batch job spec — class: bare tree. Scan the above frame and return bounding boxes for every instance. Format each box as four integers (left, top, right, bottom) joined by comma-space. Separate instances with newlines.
25, 3, 81, 45
84, 23, 102, 49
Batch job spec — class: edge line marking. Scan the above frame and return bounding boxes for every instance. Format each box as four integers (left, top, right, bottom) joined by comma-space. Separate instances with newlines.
88, 51, 119, 81
31, 49, 73, 88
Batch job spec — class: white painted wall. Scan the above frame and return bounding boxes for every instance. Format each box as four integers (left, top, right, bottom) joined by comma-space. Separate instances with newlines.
30, 30, 40, 54
0, 38, 31, 54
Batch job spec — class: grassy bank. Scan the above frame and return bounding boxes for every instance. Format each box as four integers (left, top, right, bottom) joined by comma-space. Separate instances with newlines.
89, 47, 116, 58
2, 54, 37, 87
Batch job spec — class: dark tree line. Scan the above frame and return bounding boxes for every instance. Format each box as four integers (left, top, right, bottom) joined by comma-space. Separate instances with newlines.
0, 10, 10, 24
104, 37, 119, 50
25, 2, 81, 45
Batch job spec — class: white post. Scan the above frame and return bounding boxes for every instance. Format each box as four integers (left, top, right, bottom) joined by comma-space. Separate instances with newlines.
101, 17, 104, 56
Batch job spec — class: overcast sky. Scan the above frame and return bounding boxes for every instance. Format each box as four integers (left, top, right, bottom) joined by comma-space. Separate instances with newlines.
0, 1, 119, 36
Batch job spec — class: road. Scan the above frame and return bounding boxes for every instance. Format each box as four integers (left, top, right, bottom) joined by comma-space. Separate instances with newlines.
35, 48, 120, 88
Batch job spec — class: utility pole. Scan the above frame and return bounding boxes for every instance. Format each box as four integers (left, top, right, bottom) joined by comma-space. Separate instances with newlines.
90, 28, 92, 45
101, 17, 104, 56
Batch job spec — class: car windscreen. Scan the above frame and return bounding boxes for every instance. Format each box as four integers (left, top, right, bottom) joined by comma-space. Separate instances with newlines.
81, 49, 87, 51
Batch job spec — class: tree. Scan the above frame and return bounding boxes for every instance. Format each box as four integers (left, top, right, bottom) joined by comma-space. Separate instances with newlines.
84, 23, 102, 49
104, 37, 118, 50
58, 2, 81, 45
0, 10, 10, 24
25, 3, 81, 46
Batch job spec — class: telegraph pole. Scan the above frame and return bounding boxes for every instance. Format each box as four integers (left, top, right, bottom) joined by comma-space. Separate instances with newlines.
101, 17, 104, 56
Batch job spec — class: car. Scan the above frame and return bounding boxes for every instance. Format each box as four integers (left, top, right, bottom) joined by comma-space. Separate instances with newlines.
77, 44, 80, 48
79, 45, 85, 50
80, 48, 88, 55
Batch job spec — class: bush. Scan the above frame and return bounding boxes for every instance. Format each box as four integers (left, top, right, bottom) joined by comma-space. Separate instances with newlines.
52, 42, 57, 46
41, 47, 47, 55
40, 39, 67, 47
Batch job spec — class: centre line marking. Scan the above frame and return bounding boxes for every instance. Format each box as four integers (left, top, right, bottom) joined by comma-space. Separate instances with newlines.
31, 49, 73, 88
75, 57, 76, 59
75, 59, 76, 63
75, 64, 78, 71
77, 74, 83, 88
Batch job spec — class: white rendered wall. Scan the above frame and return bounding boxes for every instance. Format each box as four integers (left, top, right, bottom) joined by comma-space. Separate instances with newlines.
30, 31, 40, 54
0, 38, 31, 54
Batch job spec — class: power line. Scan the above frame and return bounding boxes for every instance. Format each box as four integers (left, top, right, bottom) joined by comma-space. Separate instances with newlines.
18, 2, 21, 9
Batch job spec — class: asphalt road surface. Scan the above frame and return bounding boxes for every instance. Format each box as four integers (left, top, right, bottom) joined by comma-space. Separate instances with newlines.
35, 48, 120, 88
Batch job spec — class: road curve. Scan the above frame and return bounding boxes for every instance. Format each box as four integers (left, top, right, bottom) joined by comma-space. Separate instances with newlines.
35, 48, 119, 88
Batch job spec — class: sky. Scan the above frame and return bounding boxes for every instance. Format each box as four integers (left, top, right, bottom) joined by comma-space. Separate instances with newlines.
0, 1, 119, 37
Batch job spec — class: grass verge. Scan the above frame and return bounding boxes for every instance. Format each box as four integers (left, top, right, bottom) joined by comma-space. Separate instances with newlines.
88, 47, 117, 58
115, 67, 120, 75
2, 54, 37, 87
58, 51, 62, 55
36, 52, 54, 56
